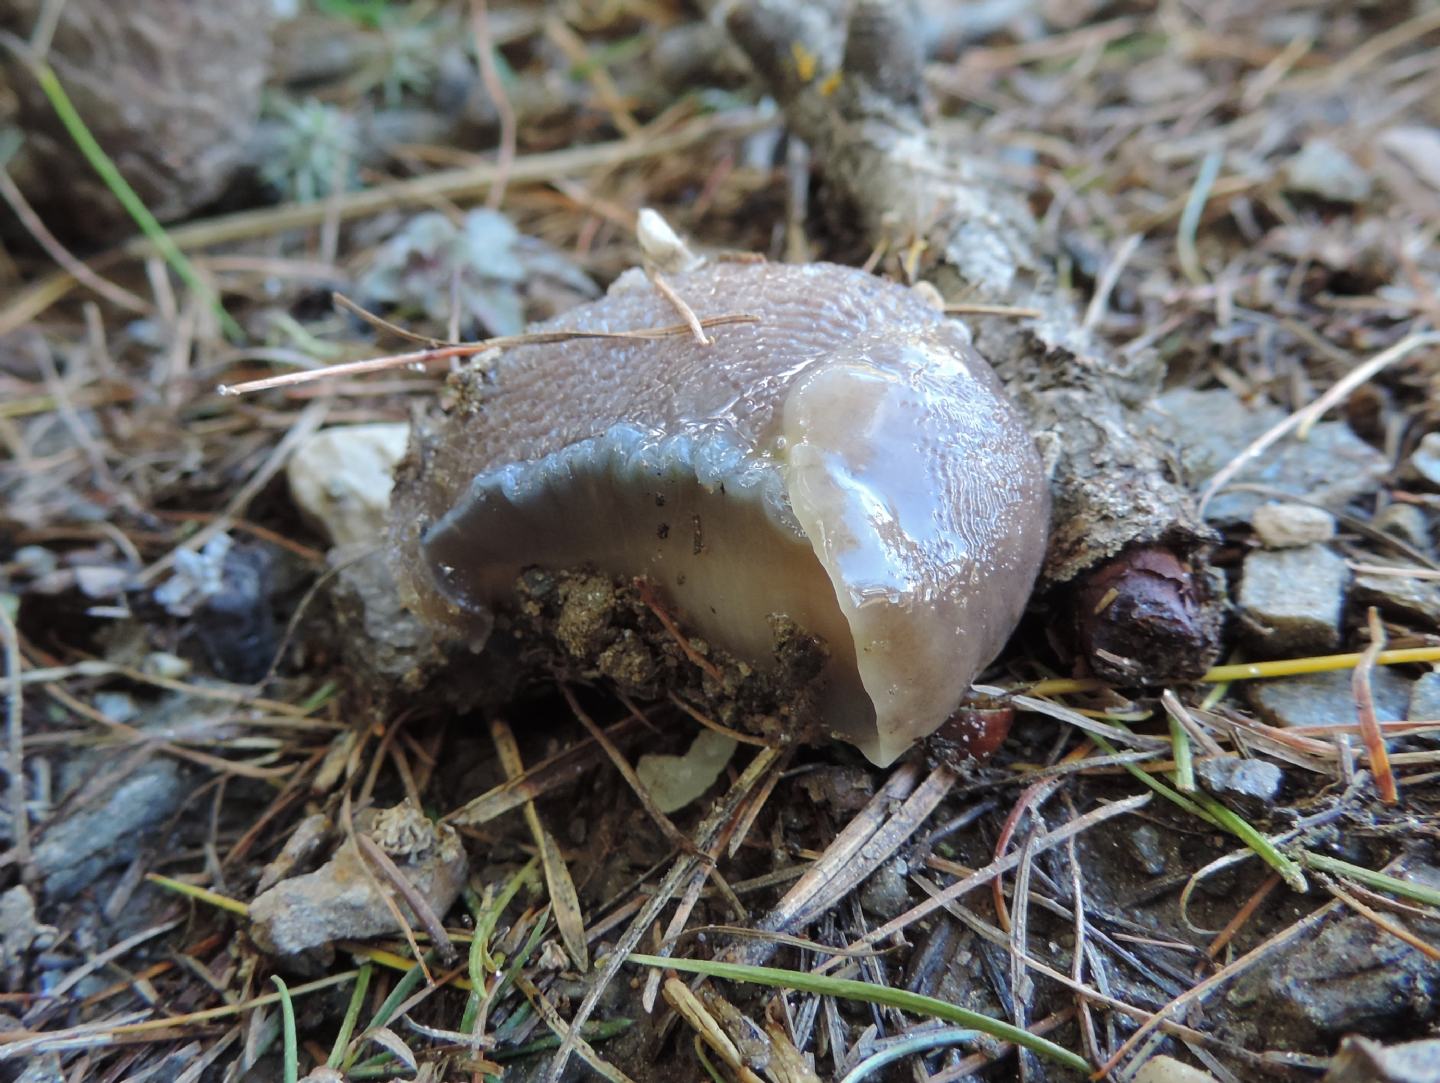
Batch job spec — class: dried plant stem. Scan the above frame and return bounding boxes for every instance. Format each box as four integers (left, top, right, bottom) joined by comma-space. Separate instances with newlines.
0, 600, 29, 878
1353, 608, 1399, 804
217, 315, 757, 395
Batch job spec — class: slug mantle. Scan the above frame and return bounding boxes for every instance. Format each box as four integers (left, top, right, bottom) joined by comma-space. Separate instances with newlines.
389, 260, 1049, 765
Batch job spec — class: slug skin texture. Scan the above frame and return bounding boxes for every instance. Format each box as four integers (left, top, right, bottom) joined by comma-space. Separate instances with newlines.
390, 261, 1049, 765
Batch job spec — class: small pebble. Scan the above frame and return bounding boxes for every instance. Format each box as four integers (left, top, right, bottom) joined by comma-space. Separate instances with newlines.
860, 859, 912, 920
1238, 545, 1349, 654
1195, 755, 1284, 809
286, 423, 410, 547
1128, 823, 1167, 876
1283, 138, 1373, 203
1351, 573, 1440, 626
1135, 1056, 1220, 1083
1251, 503, 1335, 548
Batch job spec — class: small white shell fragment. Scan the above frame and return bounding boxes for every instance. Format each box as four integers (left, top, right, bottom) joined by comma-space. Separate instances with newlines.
1251, 503, 1336, 549
287, 423, 410, 547
1134, 1056, 1219, 1083
636, 729, 738, 813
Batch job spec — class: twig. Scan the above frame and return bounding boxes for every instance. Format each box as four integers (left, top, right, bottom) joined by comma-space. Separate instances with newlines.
1353, 608, 1398, 804
332, 292, 444, 347
633, 579, 723, 681
353, 834, 457, 966
471, 0, 517, 209
0, 168, 150, 314
217, 315, 757, 395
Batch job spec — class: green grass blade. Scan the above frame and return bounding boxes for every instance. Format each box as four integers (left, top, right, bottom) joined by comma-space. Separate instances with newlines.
326, 962, 373, 1069
271, 976, 299, 1083
624, 953, 1089, 1073
1300, 851, 1440, 908
31, 62, 244, 340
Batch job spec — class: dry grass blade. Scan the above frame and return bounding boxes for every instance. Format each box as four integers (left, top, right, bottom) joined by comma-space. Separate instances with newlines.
447, 716, 644, 827
354, 834, 457, 966
546, 745, 785, 1082
663, 978, 765, 1083
559, 684, 696, 856
725, 761, 929, 965
818, 793, 1151, 970
490, 719, 589, 972
216, 314, 759, 395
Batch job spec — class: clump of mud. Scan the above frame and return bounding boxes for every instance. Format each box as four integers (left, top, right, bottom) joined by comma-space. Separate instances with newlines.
499, 566, 832, 747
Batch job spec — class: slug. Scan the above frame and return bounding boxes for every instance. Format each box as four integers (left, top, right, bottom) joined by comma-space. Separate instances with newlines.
389, 259, 1049, 766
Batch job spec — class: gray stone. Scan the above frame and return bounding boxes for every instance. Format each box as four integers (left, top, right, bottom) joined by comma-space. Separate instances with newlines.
1146, 388, 1388, 523
1372, 504, 1433, 554
1325, 1036, 1440, 1083
1194, 755, 1284, 810
1251, 503, 1335, 548
34, 758, 187, 899
1412, 433, 1440, 488
1410, 672, 1440, 721
1408, 673, 1440, 746
860, 858, 911, 920
1352, 573, 1440, 626
250, 801, 468, 956
1284, 138, 1373, 203
1249, 668, 1412, 730
1238, 546, 1349, 654
0, 885, 56, 988
1227, 862, 1440, 1046
1128, 823, 1167, 876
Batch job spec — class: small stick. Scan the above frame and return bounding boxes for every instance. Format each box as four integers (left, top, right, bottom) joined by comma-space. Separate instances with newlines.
634, 578, 723, 682
216, 315, 758, 396
353, 834, 458, 965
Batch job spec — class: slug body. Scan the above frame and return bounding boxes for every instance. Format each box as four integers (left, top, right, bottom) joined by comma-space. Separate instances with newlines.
390, 261, 1049, 765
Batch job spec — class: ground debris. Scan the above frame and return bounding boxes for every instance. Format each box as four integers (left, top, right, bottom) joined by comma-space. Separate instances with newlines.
1226, 862, 1440, 1048
249, 800, 467, 957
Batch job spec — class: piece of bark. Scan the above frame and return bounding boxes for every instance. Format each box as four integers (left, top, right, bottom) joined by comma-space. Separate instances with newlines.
723, 0, 1222, 679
